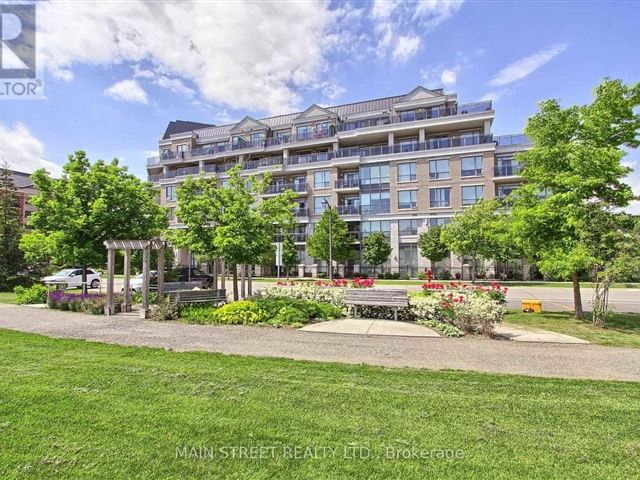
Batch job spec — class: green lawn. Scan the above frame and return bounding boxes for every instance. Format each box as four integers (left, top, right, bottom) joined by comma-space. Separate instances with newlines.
1, 330, 639, 479
0, 292, 17, 304
252, 277, 640, 288
504, 310, 640, 348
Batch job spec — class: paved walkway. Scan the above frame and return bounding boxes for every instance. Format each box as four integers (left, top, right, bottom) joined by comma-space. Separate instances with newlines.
301, 319, 441, 337
494, 325, 590, 344
1, 304, 639, 381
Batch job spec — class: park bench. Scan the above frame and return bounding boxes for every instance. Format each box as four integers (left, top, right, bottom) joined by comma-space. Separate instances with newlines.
158, 281, 205, 292
345, 288, 409, 321
165, 288, 227, 306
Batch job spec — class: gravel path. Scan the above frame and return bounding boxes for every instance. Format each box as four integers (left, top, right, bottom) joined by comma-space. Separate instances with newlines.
1, 304, 639, 382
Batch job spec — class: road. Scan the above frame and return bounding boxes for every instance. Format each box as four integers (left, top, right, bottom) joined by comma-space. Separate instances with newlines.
103, 279, 640, 314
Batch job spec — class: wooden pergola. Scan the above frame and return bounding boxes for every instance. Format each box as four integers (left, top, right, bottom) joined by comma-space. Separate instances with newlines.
103, 239, 166, 317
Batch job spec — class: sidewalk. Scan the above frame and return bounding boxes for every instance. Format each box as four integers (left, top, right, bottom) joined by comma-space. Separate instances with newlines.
1, 304, 639, 381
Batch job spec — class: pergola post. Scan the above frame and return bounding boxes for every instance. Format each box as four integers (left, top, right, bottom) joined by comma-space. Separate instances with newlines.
247, 265, 252, 296
123, 248, 131, 312
157, 243, 165, 299
220, 258, 226, 290
212, 259, 218, 290
240, 264, 246, 299
141, 245, 151, 318
105, 248, 115, 315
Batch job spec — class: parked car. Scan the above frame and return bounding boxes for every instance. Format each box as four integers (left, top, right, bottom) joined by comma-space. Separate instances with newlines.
123, 271, 158, 293
42, 268, 101, 289
175, 266, 213, 288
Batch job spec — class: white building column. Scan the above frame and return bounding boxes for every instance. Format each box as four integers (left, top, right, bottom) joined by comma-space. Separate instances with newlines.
389, 222, 400, 272
418, 128, 426, 143
387, 132, 394, 146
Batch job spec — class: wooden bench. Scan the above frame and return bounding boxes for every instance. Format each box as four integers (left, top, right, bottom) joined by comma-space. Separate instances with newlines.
345, 289, 409, 321
165, 289, 227, 306
154, 281, 205, 292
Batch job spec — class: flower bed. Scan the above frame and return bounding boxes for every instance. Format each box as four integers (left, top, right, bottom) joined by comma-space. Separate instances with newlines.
275, 277, 374, 288
422, 281, 508, 305
47, 291, 124, 315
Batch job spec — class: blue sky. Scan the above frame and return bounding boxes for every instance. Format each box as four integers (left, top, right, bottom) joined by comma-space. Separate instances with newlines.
1, 0, 639, 210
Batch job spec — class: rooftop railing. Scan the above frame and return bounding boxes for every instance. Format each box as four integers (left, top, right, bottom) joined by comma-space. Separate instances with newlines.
337, 101, 492, 132
495, 134, 531, 147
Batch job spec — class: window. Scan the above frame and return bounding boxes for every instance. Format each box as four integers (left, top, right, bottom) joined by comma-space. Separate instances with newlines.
399, 244, 418, 276
250, 132, 264, 142
315, 122, 331, 134
462, 185, 484, 206
314, 170, 330, 189
314, 195, 330, 214
461, 156, 483, 177
176, 144, 188, 153
496, 155, 521, 176
361, 220, 390, 238
276, 130, 290, 142
297, 125, 313, 139
165, 185, 176, 201
429, 159, 450, 179
398, 190, 417, 209
400, 111, 416, 122
168, 207, 176, 222
360, 191, 390, 214
430, 188, 451, 208
497, 184, 519, 200
428, 134, 449, 149
427, 217, 451, 227
399, 219, 420, 236
398, 162, 417, 182
360, 163, 390, 185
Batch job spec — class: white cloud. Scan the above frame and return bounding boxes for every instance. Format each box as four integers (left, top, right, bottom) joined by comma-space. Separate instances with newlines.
0, 122, 62, 177
104, 79, 149, 104
371, 0, 464, 62
38, 1, 338, 115
420, 52, 469, 89
392, 35, 421, 61
488, 43, 568, 87
479, 89, 509, 102
440, 68, 457, 87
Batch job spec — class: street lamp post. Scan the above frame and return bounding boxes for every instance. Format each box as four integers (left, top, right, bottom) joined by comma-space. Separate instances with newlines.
323, 200, 333, 281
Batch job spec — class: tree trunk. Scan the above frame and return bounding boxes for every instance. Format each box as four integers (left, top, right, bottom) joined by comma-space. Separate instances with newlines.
572, 271, 584, 320
471, 258, 476, 284
82, 264, 88, 294
240, 264, 246, 299
247, 265, 252, 296
232, 265, 238, 301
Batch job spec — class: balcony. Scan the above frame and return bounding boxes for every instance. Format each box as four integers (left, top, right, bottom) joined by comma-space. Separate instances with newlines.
148, 173, 162, 183
287, 151, 331, 166
165, 166, 200, 179
291, 233, 307, 242
216, 162, 238, 173
494, 164, 522, 177
293, 207, 309, 218
335, 177, 360, 189
336, 101, 492, 132
264, 182, 308, 195
360, 205, 390, 215
243, 156, 284, 171
337, 205, 360, 215
495, 134, 531, 147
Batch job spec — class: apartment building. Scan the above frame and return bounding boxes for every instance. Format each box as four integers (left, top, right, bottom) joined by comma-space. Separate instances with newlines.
147, 86, 532, 279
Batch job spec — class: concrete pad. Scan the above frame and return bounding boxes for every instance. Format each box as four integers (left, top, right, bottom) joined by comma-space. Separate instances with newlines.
301, 318, 440, 338
495, 325, 589, 344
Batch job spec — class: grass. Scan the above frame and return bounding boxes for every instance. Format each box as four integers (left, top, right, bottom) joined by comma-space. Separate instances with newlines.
0, 292, 17, 304
504, 310, 640, 348
1, 330, 640, 479
252, 277, 639, 288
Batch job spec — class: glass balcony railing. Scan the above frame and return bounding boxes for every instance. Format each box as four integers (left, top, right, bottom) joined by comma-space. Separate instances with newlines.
264, 182, 308, 195
337, 205, 360, 215
287, 151, 331, 165
335, 177, 360, 189
494, 164, 522, 177
337, 101, 492, 132
293, 207, 308, 217
242, 156, 284, 170
495, 134, 531, 147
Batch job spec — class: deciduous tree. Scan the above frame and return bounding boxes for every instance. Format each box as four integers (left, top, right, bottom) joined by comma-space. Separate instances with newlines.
362, 231, 391, 275
417, 225, 448, 266
307, 207, 352, 272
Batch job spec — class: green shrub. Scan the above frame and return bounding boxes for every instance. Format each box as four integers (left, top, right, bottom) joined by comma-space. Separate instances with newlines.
149, 298, 179, 321
212, 300, 266, 325
14, 284, 49, 305
180, 305, 218, 324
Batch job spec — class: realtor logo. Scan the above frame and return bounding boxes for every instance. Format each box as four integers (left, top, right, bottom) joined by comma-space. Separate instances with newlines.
0, 3, 35, 78
0, 2, 41, 99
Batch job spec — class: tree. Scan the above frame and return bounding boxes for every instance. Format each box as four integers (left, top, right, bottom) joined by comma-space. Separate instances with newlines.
21, 151, 167, 292
362, 231, 391, 274
440, 199, 504, 282
0, 161, 25, 290
281, 234, 299, 278
511, 79, 639, 319
173, 166, 295, 300
306, 207, 353, 272
417, 226, 448, 267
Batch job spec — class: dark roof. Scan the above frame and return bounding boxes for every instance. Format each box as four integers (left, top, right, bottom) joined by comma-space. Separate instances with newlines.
8, 170, 34, 189
162, 120, 215, 140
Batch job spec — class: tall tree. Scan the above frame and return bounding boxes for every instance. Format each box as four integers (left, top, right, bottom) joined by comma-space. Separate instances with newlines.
21, 151, 167, 292
511, 79, 639, 319
440, 199, 504, 282
173, 167, 295, 300
417, 225, 448, 267
307, 207, 353, 273
362, 231, 391, 275
0, 161, 25, 290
